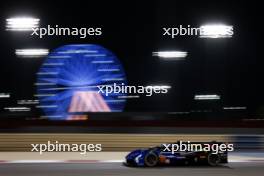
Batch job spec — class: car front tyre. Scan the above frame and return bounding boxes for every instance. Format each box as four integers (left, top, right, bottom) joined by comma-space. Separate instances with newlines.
144, 152, 159, 167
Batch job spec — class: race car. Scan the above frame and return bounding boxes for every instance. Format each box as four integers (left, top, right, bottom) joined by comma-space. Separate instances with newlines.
124, 141, 229, 167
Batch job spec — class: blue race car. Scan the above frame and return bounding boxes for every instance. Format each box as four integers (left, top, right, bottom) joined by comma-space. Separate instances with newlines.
124, 141, 229, 167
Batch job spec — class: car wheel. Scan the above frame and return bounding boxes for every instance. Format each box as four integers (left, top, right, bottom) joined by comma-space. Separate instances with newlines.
144, 152, 158, 167
207, 153, 220, 166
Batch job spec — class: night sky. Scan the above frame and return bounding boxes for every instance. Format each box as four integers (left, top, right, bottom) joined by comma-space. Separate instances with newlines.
0, 0, 261, 117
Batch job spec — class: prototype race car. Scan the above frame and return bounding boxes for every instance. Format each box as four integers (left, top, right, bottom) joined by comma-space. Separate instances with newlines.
125, 141, 229, 167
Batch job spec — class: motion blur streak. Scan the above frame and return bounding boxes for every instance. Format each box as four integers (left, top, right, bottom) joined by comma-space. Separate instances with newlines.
5, 17, 39, 31
15, 49, 49, 58
223, 107, 247, 110
199, 24, 233, 38
118, 95, 140, 99
0, 133, 230, 152
152, 51, 187, 60
3, 107, 30, 112
0, 93, 10, 98
17, 100, 39, 105
34, 94, 55, 97
194, 94, 221, 100
146, 85, 171, 90
67, 115, 88, 120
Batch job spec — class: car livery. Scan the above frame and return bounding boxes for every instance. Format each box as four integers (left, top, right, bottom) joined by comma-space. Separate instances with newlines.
125, 141, 228, 167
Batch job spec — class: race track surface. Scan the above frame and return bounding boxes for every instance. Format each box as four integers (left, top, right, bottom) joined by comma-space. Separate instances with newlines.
0, 162, 263, 176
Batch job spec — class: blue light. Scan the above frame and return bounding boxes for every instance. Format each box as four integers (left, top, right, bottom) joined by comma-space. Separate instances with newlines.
36, 44, 127, 120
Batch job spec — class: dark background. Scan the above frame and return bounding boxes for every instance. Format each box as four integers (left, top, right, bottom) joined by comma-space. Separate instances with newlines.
0, 0, 261, 120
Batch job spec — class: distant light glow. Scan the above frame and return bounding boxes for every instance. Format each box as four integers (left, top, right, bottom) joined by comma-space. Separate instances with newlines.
34, 94, 56, 97
15, 49, 49, 58
0, 93, 10, 98
6, 17, 39, 31
4, 107, 30, 112
146, 85, 171, 89
190, 110, 212, 113
223, 107, 247, 110
43, 63, 65, 66
200, 24, 233, 38
168, 112, 190, 114
102, 78, 124, 81
97, 68, 120, 72
152, 51, 187, 60
37, 72, 58, 75
118, 95, 140, 99
67, 115, 88, 121
194, 94, 220, 100
40, 115, 63, 119
36, 105, 58, 108
92, 60, 114, 64
34, 83, 57, 86
57, 50, 97, 54
17, 100, 39, 105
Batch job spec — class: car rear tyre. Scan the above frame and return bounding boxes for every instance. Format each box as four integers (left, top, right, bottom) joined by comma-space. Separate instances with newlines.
144, 152, 158, 167
207, 153, 220, 166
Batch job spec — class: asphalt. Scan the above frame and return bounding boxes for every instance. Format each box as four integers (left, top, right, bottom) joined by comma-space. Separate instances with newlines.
0, 162, 263, 176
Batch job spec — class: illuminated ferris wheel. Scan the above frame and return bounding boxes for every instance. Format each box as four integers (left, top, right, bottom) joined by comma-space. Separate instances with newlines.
36, 44, 127, 120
